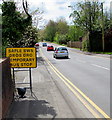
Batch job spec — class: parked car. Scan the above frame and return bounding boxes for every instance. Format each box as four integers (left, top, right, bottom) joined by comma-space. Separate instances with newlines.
34, 43, 39, 49
42, 43, 47, 47
53, 46, 69, 58
47, 45, 54, 51
35, 43, 39, 46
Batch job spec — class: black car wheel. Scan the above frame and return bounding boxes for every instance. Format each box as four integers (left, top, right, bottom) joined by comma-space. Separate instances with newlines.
66, 56, 69, 59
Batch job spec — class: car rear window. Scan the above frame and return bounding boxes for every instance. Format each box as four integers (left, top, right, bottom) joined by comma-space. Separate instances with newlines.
58, 47, 67, 51
62, 48, 67, 50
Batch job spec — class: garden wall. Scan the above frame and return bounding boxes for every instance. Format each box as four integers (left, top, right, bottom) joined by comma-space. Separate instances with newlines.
0, 58, 14, 119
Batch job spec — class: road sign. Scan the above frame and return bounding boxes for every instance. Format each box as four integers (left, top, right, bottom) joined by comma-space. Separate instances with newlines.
6, 48, 37, 68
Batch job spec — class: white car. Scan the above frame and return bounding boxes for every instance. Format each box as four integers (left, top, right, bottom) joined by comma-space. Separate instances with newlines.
53, 47, 69, 59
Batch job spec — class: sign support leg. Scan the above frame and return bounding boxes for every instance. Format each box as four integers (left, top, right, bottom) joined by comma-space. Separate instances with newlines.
29, 68, 32, 95
12, 68, 15, 81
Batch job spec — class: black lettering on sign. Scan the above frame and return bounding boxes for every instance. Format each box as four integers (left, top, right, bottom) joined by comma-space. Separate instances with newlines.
9, 49, 22, 53
10, 58, 16, 62
21, 63, 32, 66
11, 63, 19, 67
12, 58, 17, 62
9, 53, 22, 57
21, 63, 23, 66
23, 49, 33, 52
23, 53, 33, 57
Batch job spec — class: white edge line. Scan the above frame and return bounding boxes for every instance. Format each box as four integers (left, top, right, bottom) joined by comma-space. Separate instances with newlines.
91, 64, 110, 71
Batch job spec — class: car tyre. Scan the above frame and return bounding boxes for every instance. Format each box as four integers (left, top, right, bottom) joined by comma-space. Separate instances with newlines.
55, 55, 57, 59
66, 56, 69, 59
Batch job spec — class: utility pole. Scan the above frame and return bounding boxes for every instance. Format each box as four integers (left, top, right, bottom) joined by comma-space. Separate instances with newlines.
101, 3, 105, 52
110, 1, 112, 20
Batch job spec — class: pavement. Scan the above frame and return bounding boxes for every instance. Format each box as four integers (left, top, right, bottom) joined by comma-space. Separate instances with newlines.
5, 50, 96, 119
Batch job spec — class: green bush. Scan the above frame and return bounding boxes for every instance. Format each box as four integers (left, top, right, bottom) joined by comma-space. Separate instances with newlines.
54, 33, 60, 43
54, 34, 69, 45
82, 32, 90, 51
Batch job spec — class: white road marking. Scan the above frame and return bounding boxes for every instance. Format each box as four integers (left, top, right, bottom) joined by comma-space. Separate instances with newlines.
91, 64, 110, 71
23, 76, 28, 83
90, 55, 110, 59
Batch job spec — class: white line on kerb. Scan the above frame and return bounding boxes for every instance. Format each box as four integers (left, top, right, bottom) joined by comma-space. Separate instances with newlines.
91, 64, 110, 71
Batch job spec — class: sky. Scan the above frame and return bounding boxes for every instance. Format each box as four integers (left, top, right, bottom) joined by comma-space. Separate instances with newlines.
0, 0, 112, 28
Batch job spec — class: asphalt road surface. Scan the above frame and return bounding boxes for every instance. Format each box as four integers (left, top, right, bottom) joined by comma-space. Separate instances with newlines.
40, 42, 110, 117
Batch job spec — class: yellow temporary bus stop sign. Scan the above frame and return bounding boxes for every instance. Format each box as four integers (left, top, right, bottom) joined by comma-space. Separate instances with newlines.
6, 48, 37, 68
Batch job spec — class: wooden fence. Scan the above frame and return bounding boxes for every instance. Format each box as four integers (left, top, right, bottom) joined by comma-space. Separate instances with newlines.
67, 41, 82, 49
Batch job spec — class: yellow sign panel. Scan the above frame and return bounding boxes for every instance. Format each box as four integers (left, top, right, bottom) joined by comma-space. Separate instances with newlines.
6, 48, 37, 68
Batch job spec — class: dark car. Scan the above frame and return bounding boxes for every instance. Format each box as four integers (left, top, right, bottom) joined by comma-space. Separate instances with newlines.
42, 43, 47, 47
47, 45, 54, 51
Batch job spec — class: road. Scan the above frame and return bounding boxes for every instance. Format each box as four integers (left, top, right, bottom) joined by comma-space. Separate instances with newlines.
6, 43, 110, 119
7, 47, 98, 118
40, 42, 110, 117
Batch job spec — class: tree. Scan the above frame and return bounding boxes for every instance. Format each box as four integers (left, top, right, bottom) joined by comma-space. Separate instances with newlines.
17, 26, 38, 47
2, 1, 39, 57
69, 1, 107, 52
104, 10, 112, 30
44, 20, 57, 42
2, 1, 24, 47
69, 1, 102, 32
54, 33, 69, 44
2, 0, 39, 47
38, 29, 45, 41
32, 8, 44, 28
56, 18, 69, 35
52, 18, 69, 44
20, 0, 38, 47
68, 25, 84, 41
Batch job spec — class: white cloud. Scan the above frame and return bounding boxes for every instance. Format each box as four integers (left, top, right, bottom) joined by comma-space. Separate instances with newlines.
26, 0, 74, 28
1, 0, 111, 28
26, 0, 111, 28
